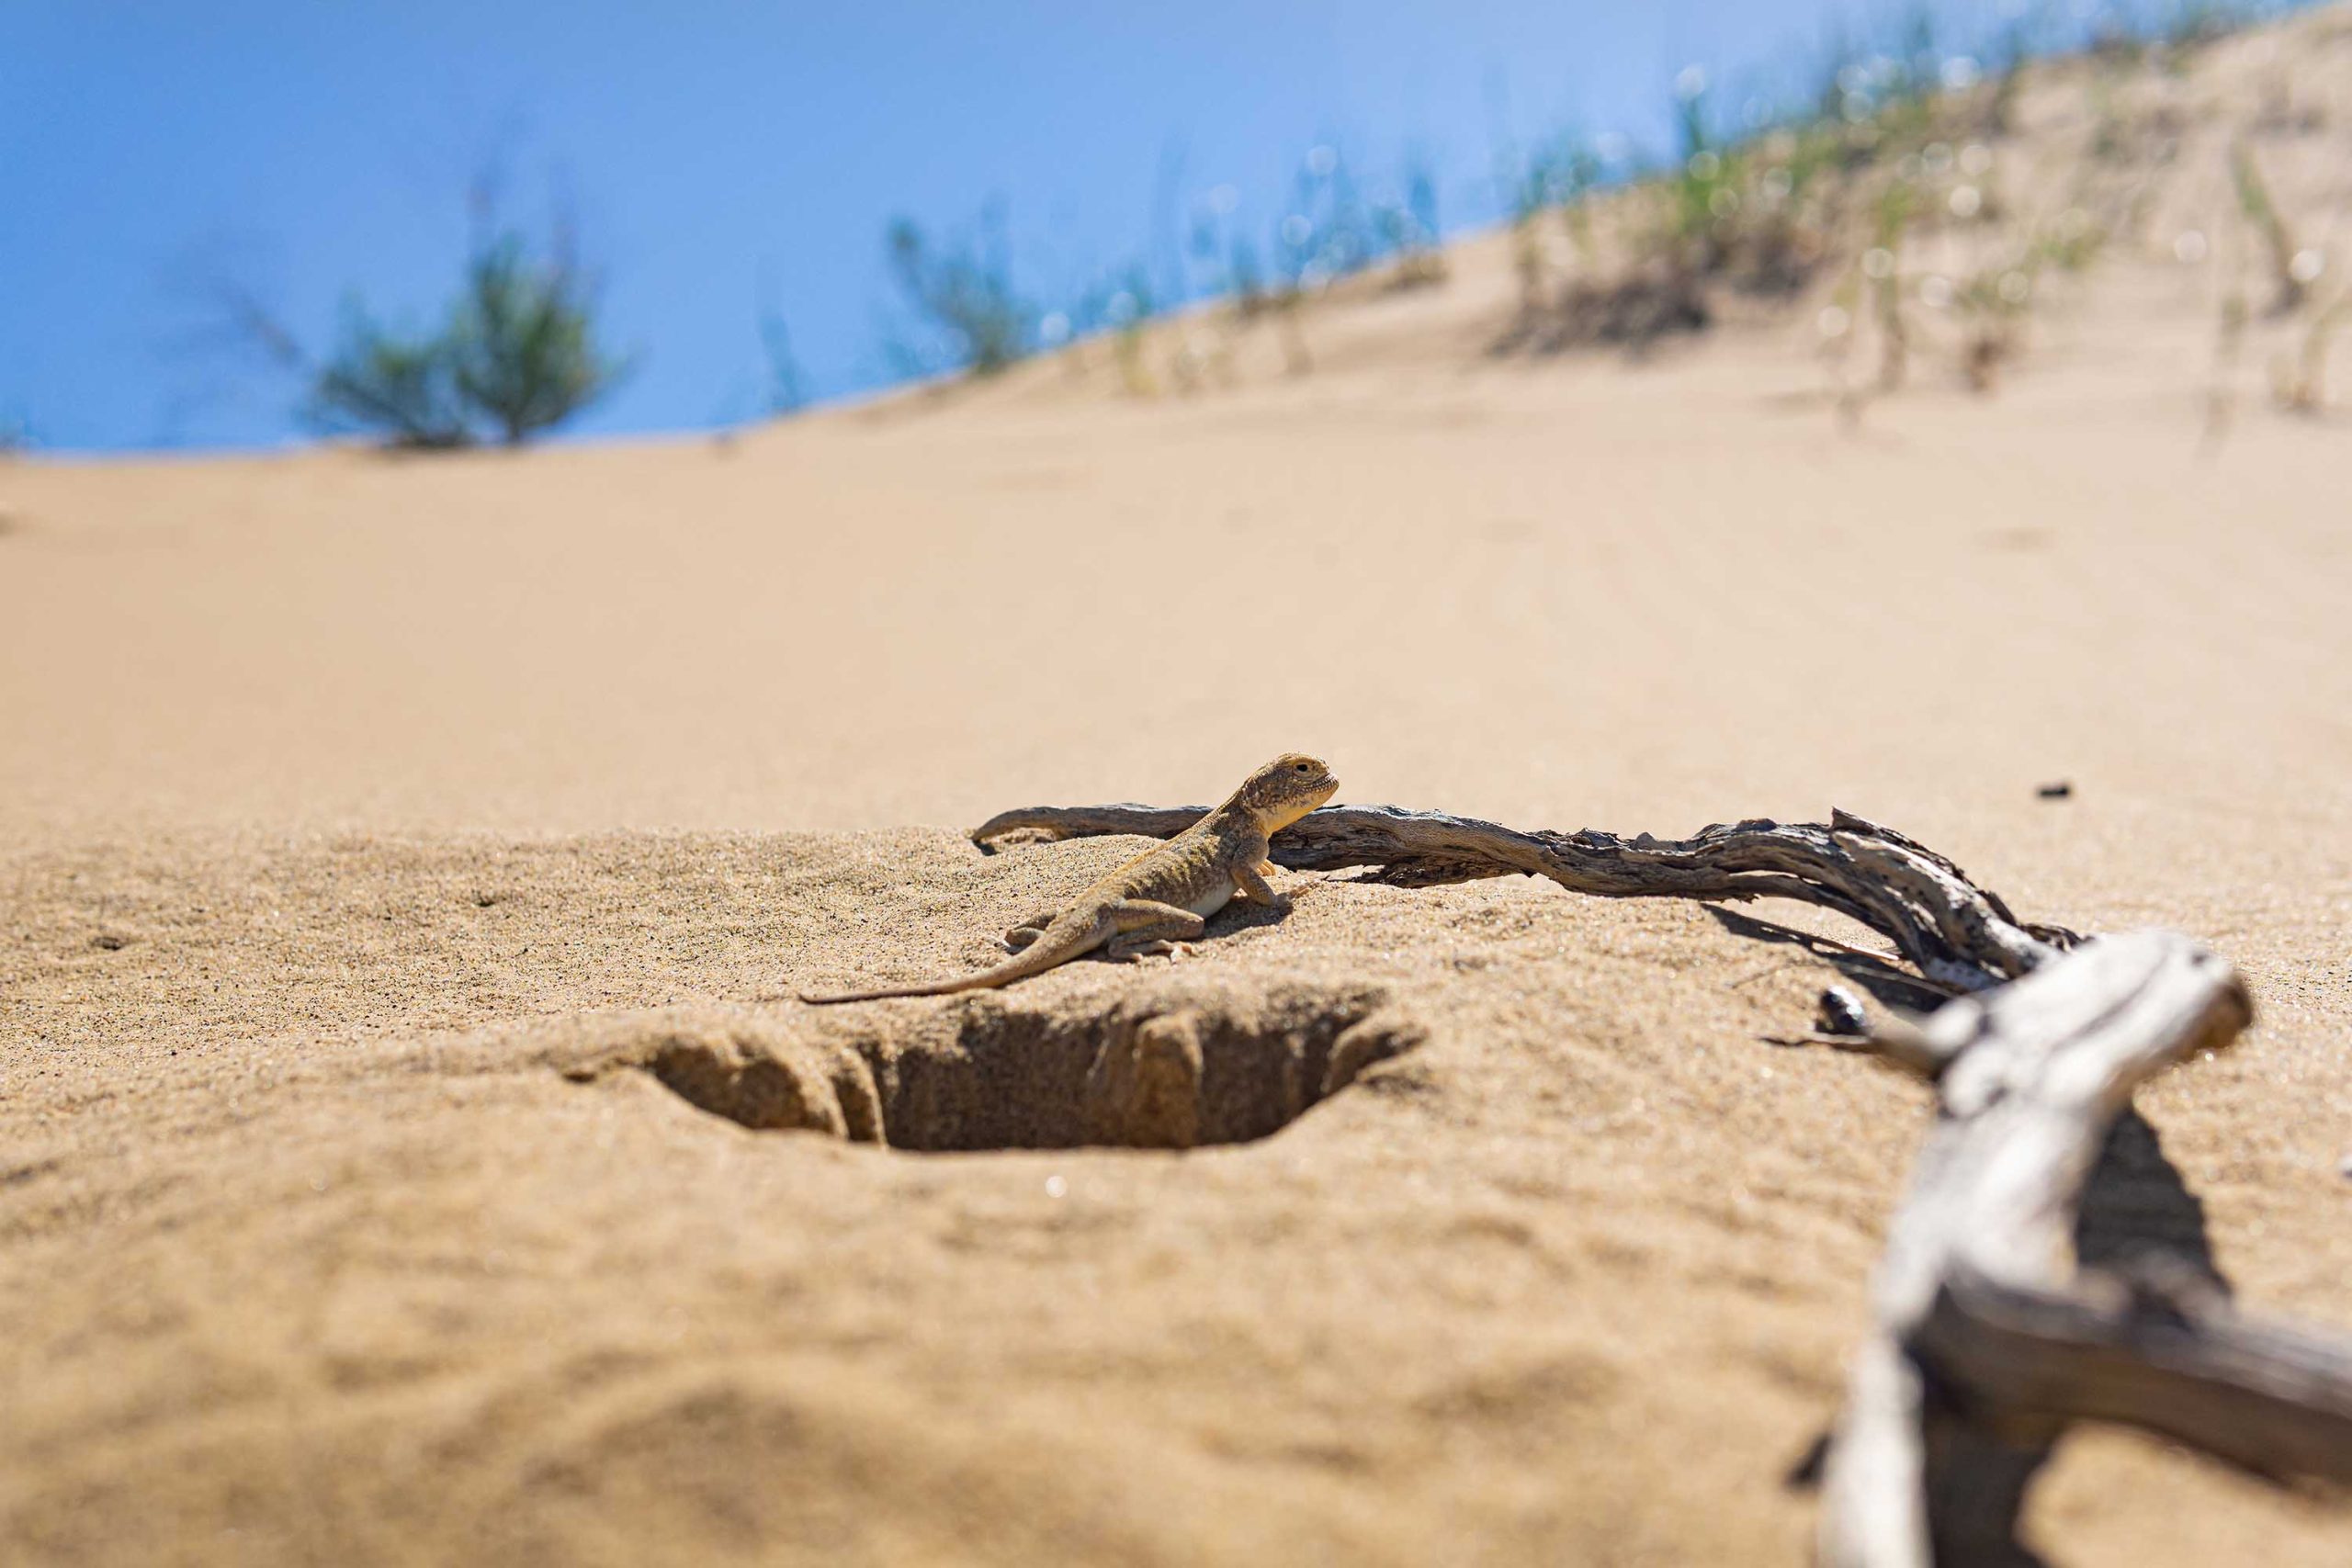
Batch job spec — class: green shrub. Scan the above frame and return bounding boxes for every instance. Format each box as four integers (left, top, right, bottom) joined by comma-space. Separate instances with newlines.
309, 306, 469, 448
885, 205, 1035, 376
306, 227, 625, 449
448, 237, 625, 445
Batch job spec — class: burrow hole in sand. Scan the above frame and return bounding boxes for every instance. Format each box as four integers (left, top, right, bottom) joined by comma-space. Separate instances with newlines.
588, 984, 1425, 1152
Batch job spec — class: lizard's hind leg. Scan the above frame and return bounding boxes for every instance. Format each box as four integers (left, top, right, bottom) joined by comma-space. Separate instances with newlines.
1001, 910, 1059, 952
1102, 899, 1207, 964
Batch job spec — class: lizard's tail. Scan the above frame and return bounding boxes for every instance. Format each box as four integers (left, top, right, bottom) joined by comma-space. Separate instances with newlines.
797, 919, 1097, 1005
797, 971, 1006, 1005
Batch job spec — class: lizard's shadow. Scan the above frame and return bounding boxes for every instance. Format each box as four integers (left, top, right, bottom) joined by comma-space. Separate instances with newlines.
1205, 897, 1299, 938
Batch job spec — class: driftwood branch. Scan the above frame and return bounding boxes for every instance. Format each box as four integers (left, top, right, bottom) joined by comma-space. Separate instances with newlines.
974, 802, 2075, 991
1818, 931, 2352, 1567
976, 798, 2352, 1559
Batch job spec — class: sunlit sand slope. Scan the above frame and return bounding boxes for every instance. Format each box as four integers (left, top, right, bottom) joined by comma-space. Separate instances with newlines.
5, 9, 2351, 1563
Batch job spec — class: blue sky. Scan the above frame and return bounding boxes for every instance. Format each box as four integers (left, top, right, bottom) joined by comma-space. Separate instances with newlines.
4, 1, 2077, 451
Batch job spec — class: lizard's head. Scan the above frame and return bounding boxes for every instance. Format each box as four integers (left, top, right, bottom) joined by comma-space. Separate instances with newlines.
1234, 752, 1338, 830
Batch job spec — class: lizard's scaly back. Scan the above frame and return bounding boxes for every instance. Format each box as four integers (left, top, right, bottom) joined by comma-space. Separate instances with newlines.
801, 754, 1336, 1005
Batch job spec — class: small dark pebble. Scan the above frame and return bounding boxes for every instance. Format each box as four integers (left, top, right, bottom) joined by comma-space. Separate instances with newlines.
2036, 781, 2074, 799
90, 933, 130, 951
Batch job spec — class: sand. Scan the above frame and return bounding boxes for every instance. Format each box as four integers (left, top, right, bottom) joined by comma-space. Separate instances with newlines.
6, 13, 2352, 1563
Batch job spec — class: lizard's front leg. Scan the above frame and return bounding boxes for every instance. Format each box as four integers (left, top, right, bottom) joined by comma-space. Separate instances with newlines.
1231, 857, 1289, 911
1102, 899, 1206, 963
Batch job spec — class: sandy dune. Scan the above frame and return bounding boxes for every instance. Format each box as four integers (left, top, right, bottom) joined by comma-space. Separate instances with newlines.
6, 12, 2352, 1564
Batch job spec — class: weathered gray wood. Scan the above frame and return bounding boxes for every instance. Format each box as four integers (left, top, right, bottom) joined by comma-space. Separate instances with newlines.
975, 802, 2073, 992
1819, 932, 2352, 1567
978, 798, 2352, 1557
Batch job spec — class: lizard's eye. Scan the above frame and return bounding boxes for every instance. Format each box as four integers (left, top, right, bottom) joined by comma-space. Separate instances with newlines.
1294, 762, 1309, 772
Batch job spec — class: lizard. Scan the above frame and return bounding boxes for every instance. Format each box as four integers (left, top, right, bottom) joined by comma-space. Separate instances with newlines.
797, 752, 1338, 1004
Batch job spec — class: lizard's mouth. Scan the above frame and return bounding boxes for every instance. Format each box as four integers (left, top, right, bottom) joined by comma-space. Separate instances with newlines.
1266, 780, 1336, 829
